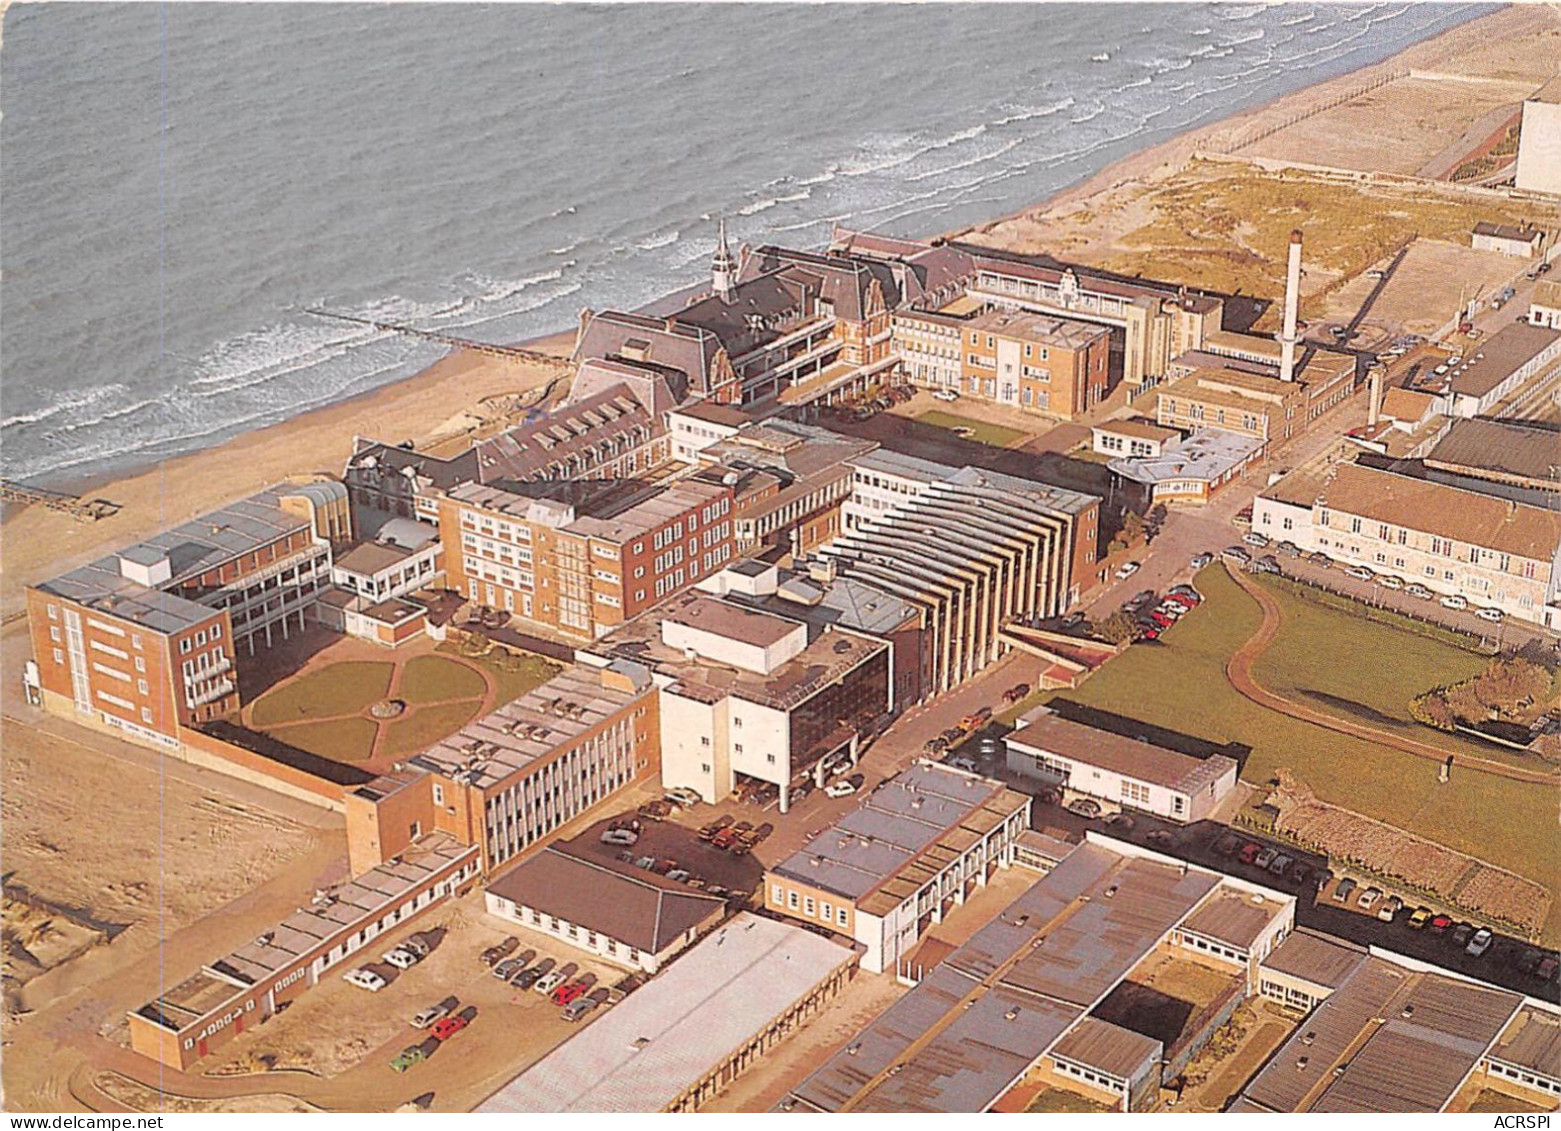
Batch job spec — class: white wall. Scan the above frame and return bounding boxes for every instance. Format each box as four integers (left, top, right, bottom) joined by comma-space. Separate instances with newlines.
659, 691, 727, 803
1517, 99, 1561, 197
661, 616, 807, 675
727, 697, 791, 788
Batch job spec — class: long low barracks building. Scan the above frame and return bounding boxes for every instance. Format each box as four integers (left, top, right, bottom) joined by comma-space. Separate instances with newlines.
128, 833, 478, 1070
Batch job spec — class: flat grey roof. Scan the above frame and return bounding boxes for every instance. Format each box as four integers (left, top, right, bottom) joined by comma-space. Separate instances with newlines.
1445, 322, 1561, 400
771, 762, 1019, 903
1490, 1007, 1561, 1081
1425, 418, 1561, 485
1108, 427, 1265, 487
36, 484, 324, 634
1259, 928, 1367, 990
411, 663, 649, 791
477, 913, 854, 1113
1237, 956, 1522, 1112
785, 840, 1227, 1113
1050, 1016, 1162, 1081
1180, 886, 1288, 950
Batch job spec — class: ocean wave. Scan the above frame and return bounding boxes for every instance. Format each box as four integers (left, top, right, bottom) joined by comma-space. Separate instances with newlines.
991, 96, 1074, 127
1070, 104, 1106, 124
187, 320, 379, 391
1305, 20, 1338, 35
796, 164, 841, 187
1282, 9, 1316, 26
1217, 27, 1266, 48
1218, 3, 1267, 20
1190, 26, 1213, 36
905, 135, 1024, 183
634, 229, 680, 250
1149, 55, 1194, 73
2, 384, 126, 430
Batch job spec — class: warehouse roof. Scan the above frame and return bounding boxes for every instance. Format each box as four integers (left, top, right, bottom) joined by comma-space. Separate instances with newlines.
1425, 418, 1561, 487
486, 845, 725, 955
478, 913, 854, 1112
1180, 886, 1288, 950
1444, 322, 1561, 401
1259, 928, 1367, 990
1007, 708, 1238, 797
1236, 956, 1522, 1112
1489, 1006, 1561, 1082
1050, 1016, 1163, 1082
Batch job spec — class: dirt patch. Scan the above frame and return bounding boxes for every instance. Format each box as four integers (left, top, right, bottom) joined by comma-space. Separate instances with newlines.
1, 891, 113, 990
94, 1071, 321, 1113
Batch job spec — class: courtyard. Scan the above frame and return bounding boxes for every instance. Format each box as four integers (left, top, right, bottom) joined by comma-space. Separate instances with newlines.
242, 633, 560, 772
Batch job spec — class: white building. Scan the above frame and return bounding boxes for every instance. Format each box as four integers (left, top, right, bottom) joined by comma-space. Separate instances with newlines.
1471, 222, 1544, 258
1529, 280, 1561, 330
1253, 460, 1561, 626
1091, 419, 1181, 459
1004, 708, 1237, 823
764, 761, 1032, 974
483, 844, 725, 973
1516, 79, 1561, 198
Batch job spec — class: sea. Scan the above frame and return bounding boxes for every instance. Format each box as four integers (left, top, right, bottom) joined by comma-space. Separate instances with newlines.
0, 2, 1489, 488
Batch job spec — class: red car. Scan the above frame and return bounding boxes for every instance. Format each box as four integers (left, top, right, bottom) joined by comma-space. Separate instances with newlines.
1144, 612, 1174, 628
1164, 593, 1198, 609
551, 981, 588, 1006
1137, 627, 1161, 641
1429, 914, 1454, 934
431, 1015, 469, 1041
1237, 842, 1262, 865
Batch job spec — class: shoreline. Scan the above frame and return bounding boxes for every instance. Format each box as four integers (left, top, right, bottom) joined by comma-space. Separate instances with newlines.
0, 5, 1515, 610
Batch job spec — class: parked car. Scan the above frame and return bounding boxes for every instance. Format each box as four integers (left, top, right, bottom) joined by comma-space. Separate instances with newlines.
1377, 575, 1403, 591
932, 389, 959, 402
1223, 546, 1252, 565
1358, 887, 1381, 911
1002, 683, 1031, 703
1291, 863, 1313, 890
825, 779, 858, 799
948, 756, 980, 773
1277, 541, 1300, 558
1306, 551, 1332, 567
1064, 797, 1102, 819
1407, 906, 1434, 929
551, 981, 589, 1006
1331, 877, 1357, 903
432, 1007, 477, 1041
383, 947, 421, 970
1466, 928, 1494, 957
600, 826, 639, 847
1164, 592, 1199, 609
1377, 895, 1403, 922
1136, 626, 1161, 642
390, 1040, 438, 1073
562, 996, 601, 1023
960, 707, 993, 730
344, 967, 387, 992
1190, 552, 1215, 569
940, 727, 966, 745
1252, 556, 1281, 575
1237, 842, 1262, 865
1405, 583, 1434, 600
534, 970, 569, 996
1439, 594, 1469, 610
1476, 607, 1504, 623
664, 786, 703, 808
1451, 921, 1475, 947
1537, 955, 1559, 983
492, 954, 531, 980
1253, 847, 1277, 870
1429, 913, 1454, 934
411, 997, 459, 1029
924, 737, 949, 755
696, 814, 734, 841
1268, 854, 1293, 877
1115, 561, 1141, 580
511, 967, 545, 991
480, 937, 520, 967
1345, 566, 1374, 581
1242, 532, 1271, 548
1126, 590, 1157, 611
978, 736, 1002, 757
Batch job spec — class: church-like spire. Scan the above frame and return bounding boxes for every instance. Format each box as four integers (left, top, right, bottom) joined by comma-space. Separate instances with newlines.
712, 216, 737, 303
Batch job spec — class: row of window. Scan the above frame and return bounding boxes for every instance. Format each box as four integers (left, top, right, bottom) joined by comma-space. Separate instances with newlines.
773, 884, 850, 929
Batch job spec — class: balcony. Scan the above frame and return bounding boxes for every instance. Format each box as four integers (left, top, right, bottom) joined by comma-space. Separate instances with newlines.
183, 656, 234, 685
187, 678, 236, 709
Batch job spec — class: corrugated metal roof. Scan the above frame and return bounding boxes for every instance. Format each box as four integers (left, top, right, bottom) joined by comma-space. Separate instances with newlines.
1050, 1016, 1162, 1082
1259, 928, 1367, 990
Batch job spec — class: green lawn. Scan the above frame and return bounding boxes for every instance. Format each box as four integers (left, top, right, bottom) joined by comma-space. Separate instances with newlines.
438, 643, 562, 706
249, 662, 395, 727
1248, 576, 1534, 768
1057, 566, 1560, 934
380, 701, 484, 757
397, 655, 488, 704
914, 410, 1027, 448
271, 717, 379, 763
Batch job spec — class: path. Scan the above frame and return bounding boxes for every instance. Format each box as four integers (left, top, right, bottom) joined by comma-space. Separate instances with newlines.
1223, 565, 1556, 786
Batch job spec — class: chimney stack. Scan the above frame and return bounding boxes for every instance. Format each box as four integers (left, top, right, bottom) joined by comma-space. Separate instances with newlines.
1278, 229, 1303, 383
1368, 367, 1384, 426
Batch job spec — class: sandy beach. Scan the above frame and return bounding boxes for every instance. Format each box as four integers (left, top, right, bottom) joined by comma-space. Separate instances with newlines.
4, 4, 1552, 615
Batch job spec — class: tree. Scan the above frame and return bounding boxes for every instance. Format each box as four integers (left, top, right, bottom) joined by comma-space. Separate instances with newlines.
1096, 610, 1140, 645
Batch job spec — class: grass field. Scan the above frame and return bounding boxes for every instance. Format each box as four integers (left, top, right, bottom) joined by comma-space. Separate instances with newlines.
249, 661, 394, 727
439, 643, 562, 705
1248, 577, 1540, 769
380, 701, 484, 758
913, 410, 1027, 448
1057, 567, 1560, 937
271, 717, 379, 763
398, 654, 488, 704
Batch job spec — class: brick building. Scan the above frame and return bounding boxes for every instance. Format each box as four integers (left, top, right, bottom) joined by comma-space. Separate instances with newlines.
437, 476, 733, 640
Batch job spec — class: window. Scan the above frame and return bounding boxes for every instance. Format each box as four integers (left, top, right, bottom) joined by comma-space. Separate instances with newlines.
47, 604, 58, 620
788, 890, 799, 910
772, 884, 785, 904
135, 657, 146, 673
432, 783, 445, 807
837, 907, 848, 926
766, 753, 776, 764
52, 648, 63, 666
180, 638, 192, 654
49, 626, 60, 643
141, 707, 153, 724
1121, 780, 1151, 807
700, 736, 710, 747
804, 896, 816, 916
734, 743, 744, 754
211, 624, 221, 640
